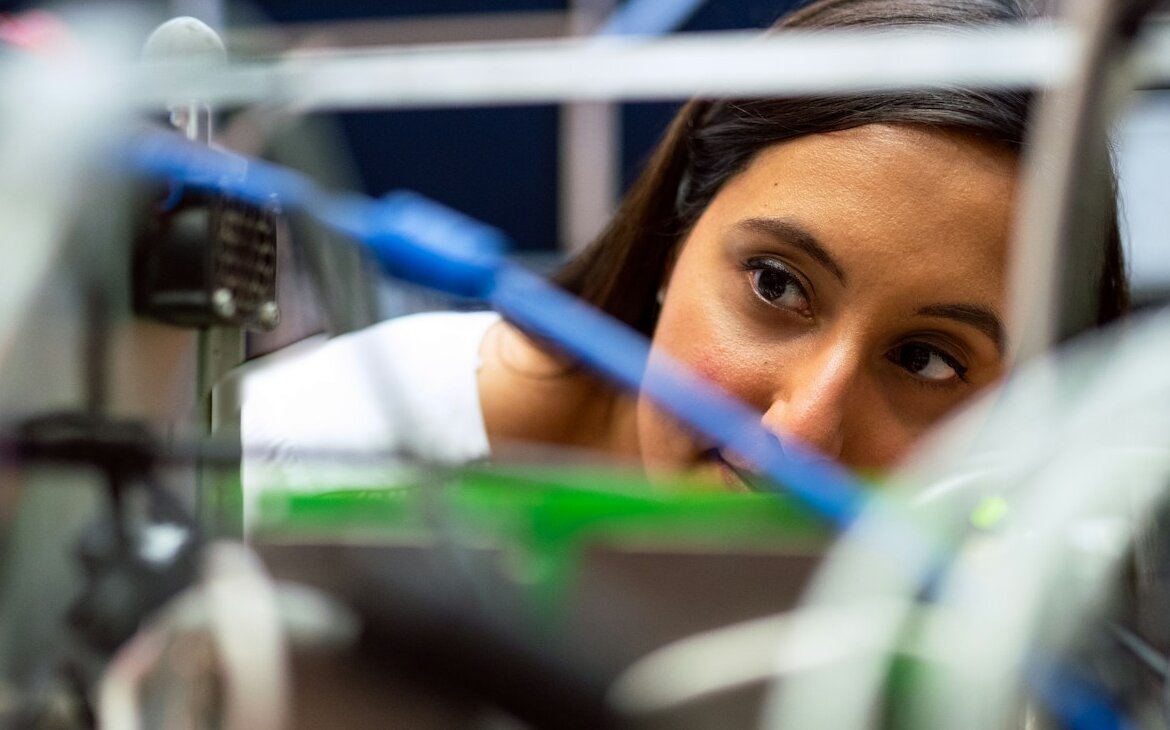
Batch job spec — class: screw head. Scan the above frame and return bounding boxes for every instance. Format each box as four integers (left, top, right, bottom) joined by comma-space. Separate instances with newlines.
258, 301, 280, 328
212, 288, 236, 318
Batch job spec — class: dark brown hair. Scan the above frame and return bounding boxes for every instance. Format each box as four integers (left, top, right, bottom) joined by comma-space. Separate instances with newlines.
554, 0, 1128, 339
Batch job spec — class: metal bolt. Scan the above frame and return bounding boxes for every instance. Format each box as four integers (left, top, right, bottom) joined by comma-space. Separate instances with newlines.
259, 301, 280, 329
212, 288, 236, 318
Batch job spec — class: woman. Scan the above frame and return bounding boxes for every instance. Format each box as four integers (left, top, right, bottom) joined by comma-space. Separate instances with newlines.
242, 0, 1128, 493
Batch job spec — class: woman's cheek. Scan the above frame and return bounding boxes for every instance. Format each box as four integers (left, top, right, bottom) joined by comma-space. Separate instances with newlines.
637, 281, 768, 472
684, 333, 780, 411
633, 345, 711, 475
634, 395, 694, 476
658, 288, 773, 400
634, 348, 766, 475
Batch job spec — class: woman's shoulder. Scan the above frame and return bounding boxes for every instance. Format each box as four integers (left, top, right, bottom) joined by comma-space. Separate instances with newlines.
364, 309, 502, 346
244, 309, 500, 381
330, 308, 501, 357
240, 309, 501, 487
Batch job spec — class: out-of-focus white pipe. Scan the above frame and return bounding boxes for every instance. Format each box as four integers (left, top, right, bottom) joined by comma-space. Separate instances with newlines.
609, 600, 908, 716
98, 542, 293, 730
0, 13, 130, 380
129, 24, 1078, 111
119, 21, 1170, 112
142, 15, 226, 144
1007, 0, 1160, 363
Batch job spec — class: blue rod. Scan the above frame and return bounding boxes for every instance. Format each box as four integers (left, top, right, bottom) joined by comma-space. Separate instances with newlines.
597, 0, 709, 37
1027, 659, 1135, 730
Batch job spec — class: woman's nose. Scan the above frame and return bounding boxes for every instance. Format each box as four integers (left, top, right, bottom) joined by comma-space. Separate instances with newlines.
759, 346, 859, 461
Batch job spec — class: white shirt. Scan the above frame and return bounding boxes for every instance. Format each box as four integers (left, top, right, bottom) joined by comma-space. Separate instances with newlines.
240, 310, 501, 500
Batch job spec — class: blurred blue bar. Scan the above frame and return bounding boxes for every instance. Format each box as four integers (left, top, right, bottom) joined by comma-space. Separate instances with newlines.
597, 0, 708, 36
1026, 659, 1133, 730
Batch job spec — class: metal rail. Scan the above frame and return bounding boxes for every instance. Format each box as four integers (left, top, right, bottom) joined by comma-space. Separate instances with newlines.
119, 22, 1170, 112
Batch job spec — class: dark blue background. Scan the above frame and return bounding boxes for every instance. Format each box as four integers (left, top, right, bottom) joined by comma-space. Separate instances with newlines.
240, 0, 802, 251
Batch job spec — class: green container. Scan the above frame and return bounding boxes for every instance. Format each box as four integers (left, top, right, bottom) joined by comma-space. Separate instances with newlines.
252, 464, 836, 614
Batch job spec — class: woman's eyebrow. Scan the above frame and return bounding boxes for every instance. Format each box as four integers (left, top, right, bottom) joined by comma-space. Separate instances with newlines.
916, 303, 1005, 353
737, 217, 847, 284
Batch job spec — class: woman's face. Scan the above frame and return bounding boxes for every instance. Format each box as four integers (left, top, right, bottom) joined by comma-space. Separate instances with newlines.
638, 123, 1017, 486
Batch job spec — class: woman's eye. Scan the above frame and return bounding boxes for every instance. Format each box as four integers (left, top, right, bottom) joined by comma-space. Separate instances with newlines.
747, 260, 811, 316
889, 343, 968, 383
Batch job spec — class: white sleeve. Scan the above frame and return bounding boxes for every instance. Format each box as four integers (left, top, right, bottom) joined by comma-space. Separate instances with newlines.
240, 310, 499, 497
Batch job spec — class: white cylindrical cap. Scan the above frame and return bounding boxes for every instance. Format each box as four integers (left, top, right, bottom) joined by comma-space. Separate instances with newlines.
142, 16, 225, 64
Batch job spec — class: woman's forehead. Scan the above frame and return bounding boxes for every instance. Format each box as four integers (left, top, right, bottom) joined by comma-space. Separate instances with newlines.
704, 125, 1017, 257
676, 124, 1017, 309
742, 124, 1018, 190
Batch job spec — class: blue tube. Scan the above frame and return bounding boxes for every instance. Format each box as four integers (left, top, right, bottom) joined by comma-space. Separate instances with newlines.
597, 0, 709, 37
1027, 659, 1134, 730
314, 191, 507, 300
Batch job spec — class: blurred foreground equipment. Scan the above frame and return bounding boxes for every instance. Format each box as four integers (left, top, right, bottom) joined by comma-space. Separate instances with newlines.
5, 1, 1170, 728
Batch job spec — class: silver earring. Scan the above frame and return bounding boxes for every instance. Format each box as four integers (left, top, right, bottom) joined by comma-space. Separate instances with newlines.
656, 287, 666, 305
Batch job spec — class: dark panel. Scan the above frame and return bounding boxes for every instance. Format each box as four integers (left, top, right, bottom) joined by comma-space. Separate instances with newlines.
239, 0, 566, 23
337, 106, 559, 252
620, 101, 680, 192
683, 0, 798, 31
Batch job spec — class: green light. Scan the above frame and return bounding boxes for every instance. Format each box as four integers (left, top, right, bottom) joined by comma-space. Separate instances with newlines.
970, 495, 1009, 530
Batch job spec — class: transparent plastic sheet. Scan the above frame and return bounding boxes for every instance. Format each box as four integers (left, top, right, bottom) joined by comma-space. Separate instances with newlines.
765, 308, 1170, 729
